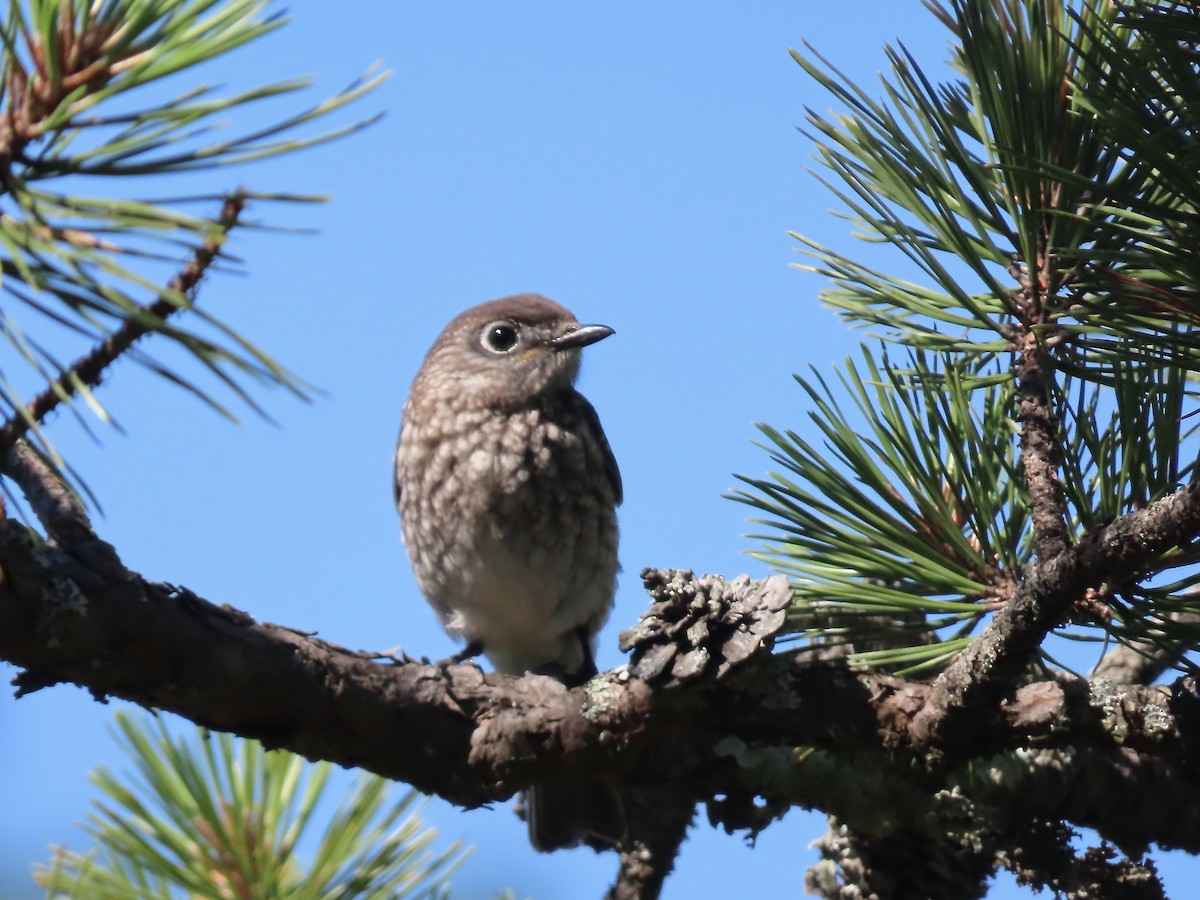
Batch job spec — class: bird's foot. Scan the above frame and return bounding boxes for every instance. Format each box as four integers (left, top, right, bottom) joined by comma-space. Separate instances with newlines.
437, 641, 484, 667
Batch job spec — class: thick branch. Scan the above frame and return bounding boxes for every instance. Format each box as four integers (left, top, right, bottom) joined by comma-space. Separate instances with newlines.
3, 521, 1200, 854
911, 479, 1200, 753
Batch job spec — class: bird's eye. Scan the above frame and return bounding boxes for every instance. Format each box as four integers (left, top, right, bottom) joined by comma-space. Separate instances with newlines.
481, 322, 520, 353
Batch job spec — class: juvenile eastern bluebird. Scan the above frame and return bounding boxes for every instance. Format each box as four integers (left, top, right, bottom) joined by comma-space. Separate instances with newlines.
394, 293, 624, 851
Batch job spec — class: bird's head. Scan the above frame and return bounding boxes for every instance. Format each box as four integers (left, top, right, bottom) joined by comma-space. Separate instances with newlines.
412, 293, 614, 410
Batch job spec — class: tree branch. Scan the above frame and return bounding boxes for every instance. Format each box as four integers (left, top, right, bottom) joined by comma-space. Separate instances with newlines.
1007, 246, 1071, 565
605, 786, 694, 900
0, 190, 246, 455
999, 826, 1167, 900
910, 478, 1200, 754
805, 816, 992, 900
1014, 330, 1069, 562
2, 439, 97, 546
1092, 610, 1200, 685
3, 515, 1200, 855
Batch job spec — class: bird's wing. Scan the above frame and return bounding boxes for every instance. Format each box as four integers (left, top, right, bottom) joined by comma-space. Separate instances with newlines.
574, 392, 622, 506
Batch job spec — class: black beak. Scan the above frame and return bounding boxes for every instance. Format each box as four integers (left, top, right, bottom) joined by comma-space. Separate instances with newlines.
551, 323, 615, 352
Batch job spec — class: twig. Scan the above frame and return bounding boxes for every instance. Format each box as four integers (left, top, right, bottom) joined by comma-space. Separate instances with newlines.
1015, 331, 1069, 561
0, 190, 247, 454
2, 439, 94, 545
1007, 252, 1070, 564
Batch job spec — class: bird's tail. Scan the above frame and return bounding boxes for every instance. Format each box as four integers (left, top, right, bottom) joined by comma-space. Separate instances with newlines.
525, 776, 626, 853
523, 630, 624, 851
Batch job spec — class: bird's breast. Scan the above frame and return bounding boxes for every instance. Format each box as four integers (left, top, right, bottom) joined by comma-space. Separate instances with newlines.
396, 400, 619, 672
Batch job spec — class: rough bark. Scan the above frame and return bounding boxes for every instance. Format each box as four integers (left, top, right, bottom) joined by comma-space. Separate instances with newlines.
1015, 331, 1070, 562
910, 479, 1200, 756
4, 516, 1200, 855
604, 786, 694, 900
7, 445, 1200, 899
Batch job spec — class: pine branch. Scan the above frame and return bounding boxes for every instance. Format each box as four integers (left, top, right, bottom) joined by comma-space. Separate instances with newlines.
0, 190, 246, 455
605, 787, 694, 900
2, 438, 95, 545
1092, 606, 1200, 685
34, 711, 466, 898
0, 2, 383, 457
806, 816, 992, 900
3, 505, 1200, 852
911, 478, 1200, 754
1014, 330, 1069, 561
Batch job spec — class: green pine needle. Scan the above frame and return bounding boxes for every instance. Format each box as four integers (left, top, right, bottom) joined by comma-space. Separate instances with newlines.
0, 0, 385, 485
36, 710, 467, 899
737, 0, 1200, 674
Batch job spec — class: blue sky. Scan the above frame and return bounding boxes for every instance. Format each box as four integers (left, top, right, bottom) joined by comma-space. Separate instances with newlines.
1, 3, 1193, 898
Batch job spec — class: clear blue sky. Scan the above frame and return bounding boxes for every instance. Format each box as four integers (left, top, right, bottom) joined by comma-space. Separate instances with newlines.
1, 3, 1192, 898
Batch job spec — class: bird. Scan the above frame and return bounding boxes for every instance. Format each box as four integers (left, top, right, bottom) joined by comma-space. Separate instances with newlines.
394, 292, 625, 851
